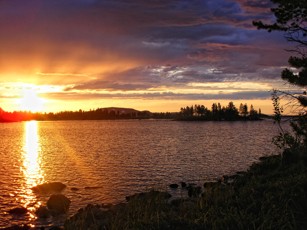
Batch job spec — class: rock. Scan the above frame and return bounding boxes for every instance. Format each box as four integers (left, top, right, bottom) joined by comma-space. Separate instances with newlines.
71, 187, 79, 191
169, 183, 179, 189
32, 182, 66, 193
47, 194, 71, 214
35, 206, 50, 218
8, 207, 28, 215
180, 182, 187, 188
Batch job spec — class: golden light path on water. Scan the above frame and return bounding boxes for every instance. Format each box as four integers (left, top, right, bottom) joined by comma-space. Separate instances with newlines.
19, 121, 45, 222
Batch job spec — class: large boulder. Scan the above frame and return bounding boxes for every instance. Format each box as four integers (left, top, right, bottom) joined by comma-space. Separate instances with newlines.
32, 182, 66, 193
47, 194, 71, 214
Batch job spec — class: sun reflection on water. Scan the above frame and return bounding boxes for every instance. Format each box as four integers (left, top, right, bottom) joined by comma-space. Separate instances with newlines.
19, 121, 44, 218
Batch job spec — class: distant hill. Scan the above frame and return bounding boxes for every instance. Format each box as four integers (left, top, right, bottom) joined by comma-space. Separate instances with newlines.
39, 107, 153, 120
98, 107, 150, 116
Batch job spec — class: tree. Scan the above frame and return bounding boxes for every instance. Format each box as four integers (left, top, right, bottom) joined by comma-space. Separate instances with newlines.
249, 104, 259, 120
239, 103, 249, 118
253, 0, 307, 154
253, 0, 307, 109
224, 102, 239, 121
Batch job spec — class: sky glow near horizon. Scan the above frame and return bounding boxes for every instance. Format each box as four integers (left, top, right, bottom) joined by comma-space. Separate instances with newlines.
0, 0, 296, 113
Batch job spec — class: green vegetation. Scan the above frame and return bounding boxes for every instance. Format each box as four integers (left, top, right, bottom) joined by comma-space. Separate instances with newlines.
178, 102, 261, 121
64, 153, 307, 230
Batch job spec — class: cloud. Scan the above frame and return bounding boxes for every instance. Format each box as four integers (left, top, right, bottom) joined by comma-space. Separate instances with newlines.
0, 0, 290, 109
42, 90, 271, 101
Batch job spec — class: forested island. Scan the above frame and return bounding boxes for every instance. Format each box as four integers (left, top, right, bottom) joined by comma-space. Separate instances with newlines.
0, 101, 263, 122
178, 102, 261, 121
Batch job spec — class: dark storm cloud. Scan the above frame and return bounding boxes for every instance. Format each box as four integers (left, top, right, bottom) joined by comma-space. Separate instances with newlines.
0, 0, 289, 101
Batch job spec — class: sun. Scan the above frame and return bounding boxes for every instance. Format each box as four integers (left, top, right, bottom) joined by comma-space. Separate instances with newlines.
18, 89, 45, 112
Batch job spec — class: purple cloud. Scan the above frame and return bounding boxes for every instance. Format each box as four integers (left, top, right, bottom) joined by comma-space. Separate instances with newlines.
0, 0, 290, 104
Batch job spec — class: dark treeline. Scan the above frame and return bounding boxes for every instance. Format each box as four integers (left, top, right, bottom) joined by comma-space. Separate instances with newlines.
178, 102, 261, 121
0, 107, 152, 122
41, 108, 152, 120
1, 103, 262, 122
0, 108, 33, 122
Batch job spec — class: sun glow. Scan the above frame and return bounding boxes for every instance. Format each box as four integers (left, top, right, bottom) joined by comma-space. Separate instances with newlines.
18, 88, 45, 112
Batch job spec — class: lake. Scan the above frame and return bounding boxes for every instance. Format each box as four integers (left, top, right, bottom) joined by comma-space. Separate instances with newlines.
0, 120, 280, 228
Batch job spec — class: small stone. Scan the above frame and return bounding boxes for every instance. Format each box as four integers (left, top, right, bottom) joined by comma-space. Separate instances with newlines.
47, 194, 71, 214
180, 182, 187, 188
8, 207, 28, 215
169, 183, 179, 189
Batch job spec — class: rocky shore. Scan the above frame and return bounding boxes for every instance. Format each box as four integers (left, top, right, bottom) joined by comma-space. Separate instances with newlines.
64, 154, 307, 229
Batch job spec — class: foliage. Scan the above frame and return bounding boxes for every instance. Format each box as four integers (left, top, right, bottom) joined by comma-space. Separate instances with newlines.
64, 155, 307, 230
253, 0, 307, 107
253, 0, 307, 47
179, 102, 261, 121
254, 0, 307, 156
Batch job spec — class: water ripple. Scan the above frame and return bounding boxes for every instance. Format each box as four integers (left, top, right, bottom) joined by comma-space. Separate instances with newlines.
0, 120, 280, 227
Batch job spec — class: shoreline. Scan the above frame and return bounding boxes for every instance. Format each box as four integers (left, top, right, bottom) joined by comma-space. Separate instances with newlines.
3, 152, 306, 229
64, 153, 307, 229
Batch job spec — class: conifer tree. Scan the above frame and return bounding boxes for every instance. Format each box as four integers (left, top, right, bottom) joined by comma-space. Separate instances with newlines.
254, 0, 307, 152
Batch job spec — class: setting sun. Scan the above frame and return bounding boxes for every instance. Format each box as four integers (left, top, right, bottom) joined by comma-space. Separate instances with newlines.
18, 89, 45, 112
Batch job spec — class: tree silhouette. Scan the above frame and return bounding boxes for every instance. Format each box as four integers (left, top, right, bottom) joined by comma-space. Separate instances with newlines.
253, 0, 307, 109
224, 102, 239, 121
254, 0, 307, 151
178, 102, 261, 121
239, 103, 248, 118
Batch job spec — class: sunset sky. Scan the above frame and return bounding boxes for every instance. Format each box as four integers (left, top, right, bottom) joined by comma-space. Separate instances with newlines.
0, 0, 294, 113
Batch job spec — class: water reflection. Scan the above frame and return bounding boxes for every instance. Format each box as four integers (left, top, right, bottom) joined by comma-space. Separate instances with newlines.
19, 121, 44, 217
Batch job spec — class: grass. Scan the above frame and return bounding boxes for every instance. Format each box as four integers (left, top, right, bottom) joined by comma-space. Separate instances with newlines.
64, 151, 307, 230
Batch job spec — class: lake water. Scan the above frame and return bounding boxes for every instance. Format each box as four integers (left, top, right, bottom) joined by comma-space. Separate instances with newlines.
0, 120, 280, 228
